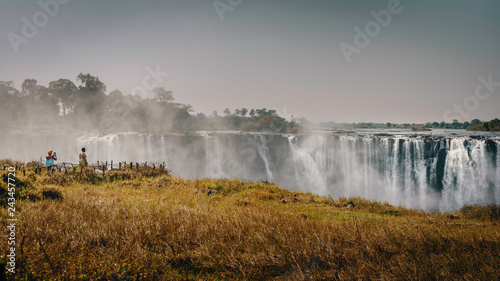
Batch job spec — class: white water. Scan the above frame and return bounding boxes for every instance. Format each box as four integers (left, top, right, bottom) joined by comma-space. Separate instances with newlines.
287, 136, 327, 195
284, 135, 497, 211
204, 134, 224, 178
255, 135, 274, 181
440, 139, 491, 211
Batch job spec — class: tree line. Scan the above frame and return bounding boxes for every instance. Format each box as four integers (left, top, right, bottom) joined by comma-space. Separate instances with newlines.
465, 118, 500, 132
0, 75, 298, 133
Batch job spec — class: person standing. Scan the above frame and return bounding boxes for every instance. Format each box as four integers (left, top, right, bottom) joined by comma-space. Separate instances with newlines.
79, 148, 88, 169
45, 150, 57, 172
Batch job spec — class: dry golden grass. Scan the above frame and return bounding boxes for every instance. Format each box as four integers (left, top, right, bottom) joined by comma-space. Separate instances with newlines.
0, 162, 499, 280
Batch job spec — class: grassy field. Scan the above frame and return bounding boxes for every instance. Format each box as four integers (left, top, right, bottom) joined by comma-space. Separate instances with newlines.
1, 159, 499, 280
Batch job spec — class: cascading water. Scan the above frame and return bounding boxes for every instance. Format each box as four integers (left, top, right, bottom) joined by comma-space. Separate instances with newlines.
440, 139, 493, 211
160, 135, 169, 167
203, 134, 224, 178
284, 135, 498, 211
6, 131, 499, 211
413, 140, 428, 210
255, 135, 274, 181
286, 136, 327, 195
392, 138, 401, 203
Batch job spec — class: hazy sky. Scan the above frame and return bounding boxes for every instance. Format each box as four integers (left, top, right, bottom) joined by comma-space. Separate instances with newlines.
1, 0, 499, 123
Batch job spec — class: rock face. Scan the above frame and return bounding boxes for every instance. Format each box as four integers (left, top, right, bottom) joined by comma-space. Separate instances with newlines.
1, 132, 499, 212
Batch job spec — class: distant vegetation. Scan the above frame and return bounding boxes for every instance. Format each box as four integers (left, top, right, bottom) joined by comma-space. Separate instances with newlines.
311, 118, 491, 131
0, 76, 298, 133
1, 159, 499, 280
2, 77, 496, 134
466, 118, 500, 132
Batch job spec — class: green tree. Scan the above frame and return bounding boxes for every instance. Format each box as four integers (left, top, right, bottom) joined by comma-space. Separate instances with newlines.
451, 119, 461, 129
75, 73, 107, 123
488, 118, 500, 131
0, 81, 21, 124
241, 108, 248, 117
224, 108, 231, 116
48, 79, 77, 115
471, 119, 482, 125
21, 79, 38, 97
77, 73, 106, 94
153, 87, 174, 103
256, 108, 268, 117
256, 115, 285, 133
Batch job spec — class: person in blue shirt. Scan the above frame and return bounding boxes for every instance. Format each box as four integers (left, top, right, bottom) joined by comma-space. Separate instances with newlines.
45, 150, 57, 172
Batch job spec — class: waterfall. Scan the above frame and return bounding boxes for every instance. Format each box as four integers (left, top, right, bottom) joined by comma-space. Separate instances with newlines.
363, 137, 372, 197
160, 135, 169, 167
204, 134, 224, 178
146, 135, 153, 162
287, 136, 327, 195
283, 135, 499, 211
255, 135, 274, 181
413, 140, 428, 209
12, 131, 499, 211
381, 138, 393, 200
440, 139, 492, 212
339, 136, 358, 196
392, 138, 400, 203
404, 139, 412, 206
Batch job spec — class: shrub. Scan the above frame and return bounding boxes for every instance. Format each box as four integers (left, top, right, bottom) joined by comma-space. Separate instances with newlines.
460, 205, 500, 221
42, 187, 63, 200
